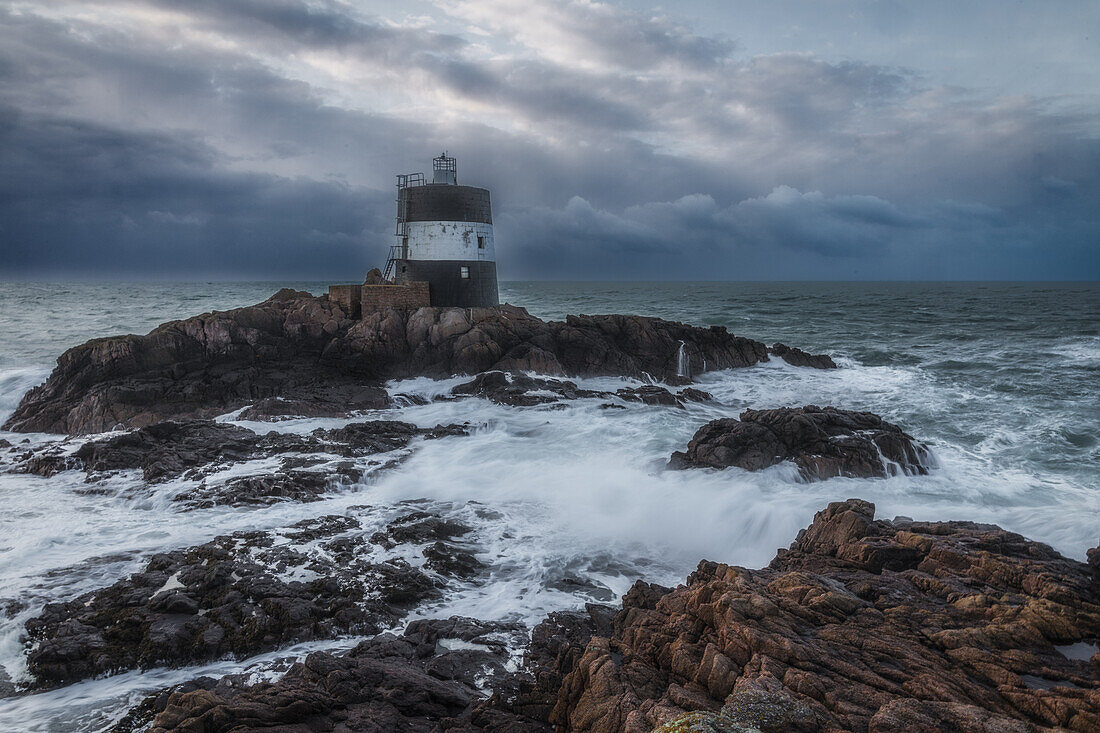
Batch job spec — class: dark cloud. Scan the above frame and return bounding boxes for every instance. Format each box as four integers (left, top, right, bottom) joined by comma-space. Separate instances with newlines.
0, 106, 388, 279
496, 187, 1099, 280
0, 0, 1096, 281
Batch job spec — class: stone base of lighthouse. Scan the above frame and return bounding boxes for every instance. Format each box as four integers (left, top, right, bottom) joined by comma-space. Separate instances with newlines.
395, 259, 498, 308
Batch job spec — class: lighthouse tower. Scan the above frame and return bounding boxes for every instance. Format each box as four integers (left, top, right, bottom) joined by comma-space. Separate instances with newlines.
386, 154, 498, 308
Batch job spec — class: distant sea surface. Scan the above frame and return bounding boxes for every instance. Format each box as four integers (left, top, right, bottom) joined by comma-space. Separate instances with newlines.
0, 281, 1097, 730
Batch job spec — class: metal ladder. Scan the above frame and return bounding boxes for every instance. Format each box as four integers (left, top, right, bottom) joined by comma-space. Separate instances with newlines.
382, 244, 402, 281
384, 173, 423, 282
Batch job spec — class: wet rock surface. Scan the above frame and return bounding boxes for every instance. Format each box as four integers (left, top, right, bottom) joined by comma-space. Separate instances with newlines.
668, 405, 932, 480
451, 370, 606, 406
236, 384, 391, 421
616, 385, 686, 408
2, 289, 827, 434
450, 371, 715, 410
5, 420, 468, 507
769, 343, 838, 369
24, 508, 482, 688
108, 500, 1100, 732
536, 499, 1100, 732
109, 617, 547, 733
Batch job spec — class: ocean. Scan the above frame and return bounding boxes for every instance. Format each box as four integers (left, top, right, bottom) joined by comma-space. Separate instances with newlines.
0, 281, 1097, 730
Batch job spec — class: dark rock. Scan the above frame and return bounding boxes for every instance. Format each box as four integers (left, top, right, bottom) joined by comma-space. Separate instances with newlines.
541, 499, 1100, 732
110, 617, 547, 733
677, 387, 714, 403
451, 371, 708, 410
17, 419, 468, 486
769, 342, 837, 369
375, 512, 474, 547
617, 385, 684, 408
172, 471, 335, 509
72, 420, 279, 481
5, 291, 785, 434
21, 511, 468, 687
452, 370, 605, 406
668, 405, 933, 480
108, 501, 1100, 732
237, 383, 390, 420
423, 542, 484, 578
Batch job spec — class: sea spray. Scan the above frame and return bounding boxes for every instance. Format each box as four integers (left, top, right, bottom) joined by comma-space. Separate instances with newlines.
677, 340, 690, 378
0, 281, 1097, 731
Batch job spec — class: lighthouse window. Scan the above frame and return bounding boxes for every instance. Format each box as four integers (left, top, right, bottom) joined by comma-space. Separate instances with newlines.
477, 236, 485, 249
459, 266, 470, 279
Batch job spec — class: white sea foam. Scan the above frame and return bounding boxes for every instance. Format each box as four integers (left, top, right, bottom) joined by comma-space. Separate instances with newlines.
0, 282, 1097, 731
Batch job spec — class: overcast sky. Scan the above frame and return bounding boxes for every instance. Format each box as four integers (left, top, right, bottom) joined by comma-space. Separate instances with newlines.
1, 0, 1097, 280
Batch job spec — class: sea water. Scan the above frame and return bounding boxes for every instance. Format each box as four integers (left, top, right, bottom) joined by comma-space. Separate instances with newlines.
0, 281, 1096, 731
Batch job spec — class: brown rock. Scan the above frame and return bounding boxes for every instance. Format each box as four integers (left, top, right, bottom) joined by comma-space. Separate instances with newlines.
542, 499, 1100, 732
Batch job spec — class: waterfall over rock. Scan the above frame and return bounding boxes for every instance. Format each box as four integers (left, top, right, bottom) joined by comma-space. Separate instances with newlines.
676, 340, 690, 378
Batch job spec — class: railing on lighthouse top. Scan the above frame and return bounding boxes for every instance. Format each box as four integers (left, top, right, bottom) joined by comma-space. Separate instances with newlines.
432, 153, 457, 185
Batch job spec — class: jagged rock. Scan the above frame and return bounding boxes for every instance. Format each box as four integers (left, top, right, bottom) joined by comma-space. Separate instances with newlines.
677, 387, 714, 403
21, 513, 467, 688
71, 420, 291, 481
172, 470, 337, 509
538, 499, 1100, 732
371, 511, 474, 549
4, 290, 798, 434
769, 343, 837, 369
451, 370, 604, 406
109, 617, 546, 733
450, 371, 715, 410
668, 406, 932, 480
617, 385, 684, 408
12, 419, 467, 485
423, 541, 484, 578
237, 383, 390, 420
109, 503, 1100, 731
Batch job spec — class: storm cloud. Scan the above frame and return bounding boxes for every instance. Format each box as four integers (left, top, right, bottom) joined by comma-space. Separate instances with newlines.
0, 0, 1097, 280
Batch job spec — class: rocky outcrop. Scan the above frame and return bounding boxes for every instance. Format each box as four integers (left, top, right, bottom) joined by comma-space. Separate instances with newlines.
236, 383, 390, 420
9, 419, 466, 487
540, 499, 1100, 732
109, 617, 548, 733
3, 289, 820, 435
24, 510, 481, 687
451, 371, 606, 407
449, 371, 715, 410
111, 500, 1100, 732
668, 406, 932, 480
769, 343, 838, 369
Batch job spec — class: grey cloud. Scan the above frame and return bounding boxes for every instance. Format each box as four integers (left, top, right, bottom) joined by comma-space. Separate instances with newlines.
439, 0, 735, 71
0, 107, 388, 279
0, 0, 1096, 282
496, 187, 1098, 280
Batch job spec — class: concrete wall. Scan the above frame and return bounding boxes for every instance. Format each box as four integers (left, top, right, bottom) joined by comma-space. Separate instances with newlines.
361, 282, 431, 312
402, 221, 495, 261
328, 284, 362, 318
397, 260, 498, 308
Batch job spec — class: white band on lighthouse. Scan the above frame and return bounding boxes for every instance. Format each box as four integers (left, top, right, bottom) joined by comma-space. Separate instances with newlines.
402, 221, 495, 261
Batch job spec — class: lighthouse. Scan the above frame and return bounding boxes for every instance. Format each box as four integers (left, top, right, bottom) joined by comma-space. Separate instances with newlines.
385, 154, 499, 308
